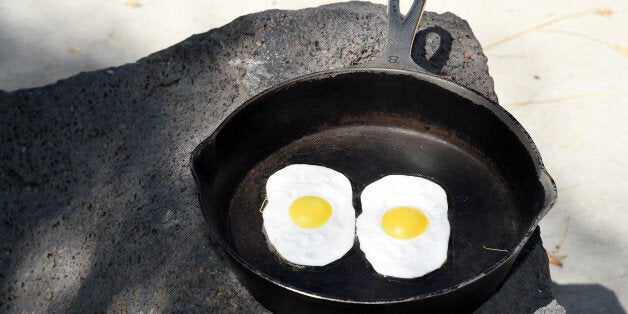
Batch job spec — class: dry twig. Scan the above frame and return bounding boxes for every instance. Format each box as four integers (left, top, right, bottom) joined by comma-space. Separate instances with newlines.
547, 217, 570, 267
486, 8, 612, 50
482, 245, 508, 252
258, 196, 268, 213
125, 0, 141, 8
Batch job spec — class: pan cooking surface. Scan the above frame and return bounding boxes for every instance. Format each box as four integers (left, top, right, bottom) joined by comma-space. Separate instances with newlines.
228, 125, 516, 301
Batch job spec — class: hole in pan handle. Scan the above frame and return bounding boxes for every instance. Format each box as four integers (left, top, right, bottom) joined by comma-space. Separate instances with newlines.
362, 0, 426, 71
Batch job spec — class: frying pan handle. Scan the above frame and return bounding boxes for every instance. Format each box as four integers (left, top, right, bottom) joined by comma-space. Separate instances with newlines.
362, 0, 426, 72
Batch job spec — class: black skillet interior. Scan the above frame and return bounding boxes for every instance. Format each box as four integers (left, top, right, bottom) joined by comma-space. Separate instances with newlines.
192, 70, 548, 302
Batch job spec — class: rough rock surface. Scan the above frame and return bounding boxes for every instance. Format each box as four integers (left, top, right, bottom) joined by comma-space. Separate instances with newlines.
0, 2, 562, 312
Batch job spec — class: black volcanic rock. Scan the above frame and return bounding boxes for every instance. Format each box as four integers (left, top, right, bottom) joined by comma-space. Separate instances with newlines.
0, 2, 562, 312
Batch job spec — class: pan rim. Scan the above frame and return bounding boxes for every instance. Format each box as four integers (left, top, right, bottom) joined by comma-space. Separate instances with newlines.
190, 66, 558, 304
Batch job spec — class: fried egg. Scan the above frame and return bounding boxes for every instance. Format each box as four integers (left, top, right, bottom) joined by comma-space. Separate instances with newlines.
263, 164, 356, 266
356, 175, 450, 278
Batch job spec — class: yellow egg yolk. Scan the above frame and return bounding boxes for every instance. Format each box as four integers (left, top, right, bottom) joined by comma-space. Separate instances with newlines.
381, 206, 429, 239
289, 196, 333, 228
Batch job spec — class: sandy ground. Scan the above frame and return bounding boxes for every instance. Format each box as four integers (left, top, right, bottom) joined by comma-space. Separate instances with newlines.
1, 0, 626, 312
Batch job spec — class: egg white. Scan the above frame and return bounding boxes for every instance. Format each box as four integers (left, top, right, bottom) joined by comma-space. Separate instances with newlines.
263, 164, 356, 266
356, 175, 450, 278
